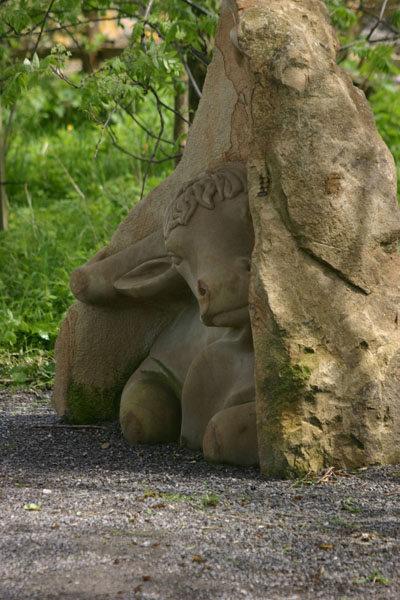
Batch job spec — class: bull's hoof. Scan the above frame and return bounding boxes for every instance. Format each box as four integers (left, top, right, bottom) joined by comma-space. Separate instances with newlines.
120, 380, 181, 444
202, 402, 259, 467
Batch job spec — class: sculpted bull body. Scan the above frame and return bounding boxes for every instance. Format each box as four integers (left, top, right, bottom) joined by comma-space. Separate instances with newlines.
71, 166, 258, 467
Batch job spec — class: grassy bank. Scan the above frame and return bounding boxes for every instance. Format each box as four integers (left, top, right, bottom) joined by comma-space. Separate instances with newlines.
0, 78, 175, 387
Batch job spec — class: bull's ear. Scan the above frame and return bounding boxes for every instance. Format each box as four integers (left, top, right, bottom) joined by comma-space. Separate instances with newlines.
113, 257, 186, 299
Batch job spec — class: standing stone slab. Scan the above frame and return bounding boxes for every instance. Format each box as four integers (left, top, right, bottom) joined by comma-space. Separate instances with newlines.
237, 0, 400, 475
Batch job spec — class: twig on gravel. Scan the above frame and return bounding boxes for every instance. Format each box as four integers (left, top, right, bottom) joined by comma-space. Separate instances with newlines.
31, 423, 108, 430
316, 467, 352, 484
292, 466, 354, 487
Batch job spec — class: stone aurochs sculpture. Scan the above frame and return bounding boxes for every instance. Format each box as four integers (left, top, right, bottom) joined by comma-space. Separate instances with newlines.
69, 166, 258, 467
119, 167, 257, 466
54, 0, 400, 476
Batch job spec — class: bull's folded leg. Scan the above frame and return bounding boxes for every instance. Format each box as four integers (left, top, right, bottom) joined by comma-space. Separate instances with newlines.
120, 379, 181, 444
202, 402, 258, 467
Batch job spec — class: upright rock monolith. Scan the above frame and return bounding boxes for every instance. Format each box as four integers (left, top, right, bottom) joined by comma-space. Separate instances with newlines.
238, 0, 400, 475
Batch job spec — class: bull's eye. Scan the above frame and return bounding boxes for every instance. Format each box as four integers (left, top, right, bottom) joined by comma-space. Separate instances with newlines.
169, 254, 182, 266
197, 280, 208, 297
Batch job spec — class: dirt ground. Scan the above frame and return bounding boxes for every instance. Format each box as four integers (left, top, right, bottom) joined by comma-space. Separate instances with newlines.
0, 390, 399, 600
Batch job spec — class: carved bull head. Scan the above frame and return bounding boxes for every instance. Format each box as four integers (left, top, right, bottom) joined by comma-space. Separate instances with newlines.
163, 166, 254, 328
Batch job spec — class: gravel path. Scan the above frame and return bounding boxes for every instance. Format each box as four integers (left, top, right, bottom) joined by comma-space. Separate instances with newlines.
0, 390, 399, 600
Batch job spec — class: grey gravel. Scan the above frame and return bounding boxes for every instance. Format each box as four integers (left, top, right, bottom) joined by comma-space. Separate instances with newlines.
0, 390, 399, 600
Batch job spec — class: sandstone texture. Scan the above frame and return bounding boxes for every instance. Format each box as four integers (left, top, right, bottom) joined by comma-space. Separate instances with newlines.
238, 0, 400, 475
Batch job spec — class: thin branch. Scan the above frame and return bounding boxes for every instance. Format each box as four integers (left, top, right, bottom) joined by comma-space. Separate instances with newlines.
51, 65, 82, 88
365, 34, 400, 43
340, 34, 400, 51
180, 0, 214, 18
366, 0, 390, 42
144, 0, 155, 21
121, 104, 175, 145
180, 54, 202, 98
52, 153, 86, 200
378, 0, 390, 22
0, 15, 128, 41
51, 63, 108, 88
30, 0, 57, 59
188, 47, 210, 68
94, 91, 124, 158
139, 86, 165, 201
52, 152, 98, 240
124, 70, 191, 125
138, 0, 155, 57
51, 15, 85, 52
154, 95, 191, 125
107, 127, 181, 163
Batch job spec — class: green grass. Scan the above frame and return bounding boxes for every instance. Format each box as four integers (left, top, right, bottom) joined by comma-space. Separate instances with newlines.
0, 77, 175, 387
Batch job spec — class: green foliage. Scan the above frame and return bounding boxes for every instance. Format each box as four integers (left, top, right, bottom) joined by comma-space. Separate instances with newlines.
201, 493, 220, 508
323, 0, 400, 191
0, 74, 174, 387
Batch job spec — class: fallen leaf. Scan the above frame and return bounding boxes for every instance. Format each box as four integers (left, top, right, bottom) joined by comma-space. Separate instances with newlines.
51, 524, 60, 530
101, 442, 111, 449
142, 575, 151, 582
319, 543, 334, 550
351, 532, 375, 542
192, 555, 207, 563
23, 503, 40, 511
152, 503, 166, 509
114, 559, 120, 565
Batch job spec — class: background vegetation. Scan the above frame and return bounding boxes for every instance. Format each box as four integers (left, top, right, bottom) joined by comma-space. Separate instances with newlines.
0, 0, 399, 387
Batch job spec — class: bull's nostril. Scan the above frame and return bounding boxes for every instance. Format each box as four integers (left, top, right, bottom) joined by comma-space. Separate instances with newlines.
198, 280, 208, 297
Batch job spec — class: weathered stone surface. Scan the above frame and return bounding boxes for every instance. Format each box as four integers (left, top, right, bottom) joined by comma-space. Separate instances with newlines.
237, 0, 400, 475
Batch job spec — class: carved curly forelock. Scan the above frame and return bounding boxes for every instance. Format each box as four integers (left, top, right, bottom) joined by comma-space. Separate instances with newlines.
195, 181, 213, 209
164, 167, 247, 236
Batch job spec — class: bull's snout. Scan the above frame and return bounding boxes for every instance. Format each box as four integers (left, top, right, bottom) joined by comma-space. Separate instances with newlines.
197, 279, 211, 321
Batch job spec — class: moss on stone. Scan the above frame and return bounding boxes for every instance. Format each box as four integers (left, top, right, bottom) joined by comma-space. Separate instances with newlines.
273, 362, 312, 402
258, 333, 317, 477
64, 379, 125, 424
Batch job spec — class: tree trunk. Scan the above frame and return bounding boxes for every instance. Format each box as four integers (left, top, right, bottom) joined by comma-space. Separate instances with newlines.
0, 99, 8, 232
